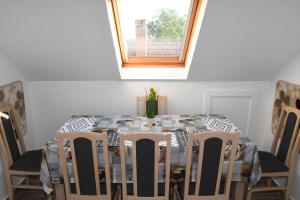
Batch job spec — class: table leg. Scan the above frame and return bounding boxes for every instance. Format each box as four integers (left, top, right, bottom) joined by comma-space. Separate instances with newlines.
54, 184, 65, 200
235, 181, 245, 200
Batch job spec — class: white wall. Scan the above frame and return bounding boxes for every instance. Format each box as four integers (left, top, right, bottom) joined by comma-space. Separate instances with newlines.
271, 51, 300, 200
0, 53, 29, 200
27, 81, 271, 149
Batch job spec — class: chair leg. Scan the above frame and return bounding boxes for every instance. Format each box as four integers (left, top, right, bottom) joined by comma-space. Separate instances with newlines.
246, 189, 252, 200
235, 181, 245, 200
8, 187, 14, 200
54, 183, 66, 200
113, 185, 121, 200
173, 184, 177, 200
174, 184, 182, 200
285, 178, 293, 200
47, 193, 53, 200
120, 185, 126, 200
5, 174, 14, 200
118, 187, 122, 200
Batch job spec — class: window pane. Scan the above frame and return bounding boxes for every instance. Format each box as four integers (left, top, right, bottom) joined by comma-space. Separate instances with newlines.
118, 0, 193, 58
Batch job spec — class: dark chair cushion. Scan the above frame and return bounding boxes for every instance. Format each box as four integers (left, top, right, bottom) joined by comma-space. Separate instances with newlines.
276, 112, 297, 163
178, 180, 225, 197
136, 139, 155, 196
1, 112, 21, 162
10, 149, 43, 172
126, 183, 166, 196
258, 151, 289, 173
70, 182, 119, 196
73, 137, 96, 195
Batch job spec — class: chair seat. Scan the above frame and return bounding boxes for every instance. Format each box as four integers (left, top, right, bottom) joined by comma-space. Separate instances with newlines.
178, 180, 225, 197
10, 149, 43, 172
126, 183, 166, 196
258, 151, 289, 173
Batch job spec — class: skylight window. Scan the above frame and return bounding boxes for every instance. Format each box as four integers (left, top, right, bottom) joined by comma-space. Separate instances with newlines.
106, 0, 208, 78
119, 0, 191, 60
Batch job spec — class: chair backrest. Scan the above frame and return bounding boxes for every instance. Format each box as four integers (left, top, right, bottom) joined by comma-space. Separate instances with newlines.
136, 96, 146, 116
136, 96, 168, 115
271, 106, 300, 167
0, 105, 26, 166
56, 131, 112, 200
288, 128, 300, 179
158, 96, 168, 115
0, 127, 12, 170
119, 132, 171, 200
0, 129, 14, 197
184, 131, 239, 200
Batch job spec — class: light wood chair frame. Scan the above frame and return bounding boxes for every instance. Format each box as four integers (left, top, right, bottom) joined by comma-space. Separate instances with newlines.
119, 132, 172, 200
247, 106, 300, 200
0, 105, 44, 200
57, 131, 119, 200
180, 131, 239, 200
136, 96, 168, 115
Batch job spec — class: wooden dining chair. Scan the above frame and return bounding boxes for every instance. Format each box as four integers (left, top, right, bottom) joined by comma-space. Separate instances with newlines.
119, 132, 172, 200
56, 131, 120, 200
136, 96, 168, 115
136, 96, 147, 116
247, 106, 300, 200
176, 131, 239, 200
0, 105, 44, 200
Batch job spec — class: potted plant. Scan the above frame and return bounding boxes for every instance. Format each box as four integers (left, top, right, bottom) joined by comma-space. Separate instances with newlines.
146, 87, 158, 118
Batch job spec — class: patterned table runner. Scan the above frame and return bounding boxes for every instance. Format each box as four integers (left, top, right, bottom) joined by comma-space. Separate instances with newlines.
41, 114, 261, 192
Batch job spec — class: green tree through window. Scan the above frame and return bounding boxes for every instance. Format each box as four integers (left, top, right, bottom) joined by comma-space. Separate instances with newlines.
147, 9, 187, 41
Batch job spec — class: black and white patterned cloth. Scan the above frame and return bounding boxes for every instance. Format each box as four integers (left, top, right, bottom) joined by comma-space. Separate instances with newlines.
41, 114, 261, 191
60, 114, 241, 147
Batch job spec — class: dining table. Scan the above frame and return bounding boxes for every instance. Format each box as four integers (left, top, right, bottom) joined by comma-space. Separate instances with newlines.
40, 114, 262, 199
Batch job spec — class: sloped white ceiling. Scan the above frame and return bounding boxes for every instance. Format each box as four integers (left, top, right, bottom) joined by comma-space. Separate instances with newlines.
0, 0, 300, 81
